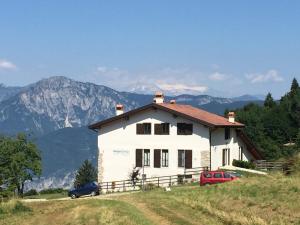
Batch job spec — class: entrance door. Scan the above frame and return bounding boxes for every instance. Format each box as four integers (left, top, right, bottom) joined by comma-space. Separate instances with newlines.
222, 148, 230, 166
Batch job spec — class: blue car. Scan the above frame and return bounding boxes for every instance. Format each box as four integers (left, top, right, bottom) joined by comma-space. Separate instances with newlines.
68, 181, 100, 199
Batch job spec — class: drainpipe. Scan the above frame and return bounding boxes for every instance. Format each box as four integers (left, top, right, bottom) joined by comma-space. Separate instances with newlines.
209, 128, 212, 171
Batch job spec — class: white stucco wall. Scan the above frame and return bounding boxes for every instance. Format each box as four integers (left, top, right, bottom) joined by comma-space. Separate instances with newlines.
210, 128, 254, 170
97, 108, 254, 182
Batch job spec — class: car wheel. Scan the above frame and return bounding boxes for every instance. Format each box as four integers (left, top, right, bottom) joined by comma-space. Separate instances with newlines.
71, 194, 77, 199
91, 191, 96, 196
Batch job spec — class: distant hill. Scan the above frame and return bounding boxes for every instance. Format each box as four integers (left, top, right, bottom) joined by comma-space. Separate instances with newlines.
0, 84, 23, 102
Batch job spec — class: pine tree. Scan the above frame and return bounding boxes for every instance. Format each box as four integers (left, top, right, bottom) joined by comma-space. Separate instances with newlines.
290, 78, 299, 96
291, 77, 299, 90
74, 160, 97, 188
264, 93, 276, 108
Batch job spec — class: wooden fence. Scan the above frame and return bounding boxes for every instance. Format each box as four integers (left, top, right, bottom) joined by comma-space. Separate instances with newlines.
99, 166, 208, 193
254, 160, 286, 171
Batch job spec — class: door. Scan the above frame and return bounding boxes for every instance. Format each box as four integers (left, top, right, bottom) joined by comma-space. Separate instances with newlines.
213, 172, 224, 184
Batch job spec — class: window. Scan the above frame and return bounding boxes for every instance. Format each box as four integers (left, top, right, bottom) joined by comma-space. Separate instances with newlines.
178, 150, 193, 168
177, 123, 193, 135
162, 149, 169, 167
143, 149, 150, 166
214, 173, 223, 178
136, 123, 151, 135
222, 148, 230, 166
239, 146, 243, 161
178, 150, 185, 167
225, 127, 230, 140
136, 149, 150, 167
154, 123, 170, 135
204, 172, 212, 178
224, 173, 231, 178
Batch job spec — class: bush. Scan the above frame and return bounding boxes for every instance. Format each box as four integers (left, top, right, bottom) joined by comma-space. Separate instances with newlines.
232, 159, 255, 169
143, 183, 157, 191
39, 188, 66, 195
23, 189, 38, 196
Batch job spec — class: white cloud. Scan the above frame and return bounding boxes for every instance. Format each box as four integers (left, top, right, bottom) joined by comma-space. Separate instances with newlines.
208, 72, 228, 81
245, 70, 284, 83
158, 83, 208, 93
0, 59, 17, 70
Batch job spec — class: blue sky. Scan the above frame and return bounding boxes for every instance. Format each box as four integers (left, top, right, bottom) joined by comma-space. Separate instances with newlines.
0, 0, 299, 97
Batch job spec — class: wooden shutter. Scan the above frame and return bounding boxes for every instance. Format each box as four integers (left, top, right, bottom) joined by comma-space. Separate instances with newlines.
185, 150, 192, 169
136, 124, 143, 134
154, 124, 162, 135
222, 149, 226, 166
154, 149, 161, 168
136, 149, 143, 167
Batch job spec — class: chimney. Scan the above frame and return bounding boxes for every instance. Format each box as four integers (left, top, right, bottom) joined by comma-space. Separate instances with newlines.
116, 104, 124, 116
153, 91, 164, 104
228, 112, 235, 123
170, 100, 176, 104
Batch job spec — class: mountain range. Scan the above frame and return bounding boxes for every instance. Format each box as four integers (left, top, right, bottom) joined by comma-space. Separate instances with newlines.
0, 76, 264, 190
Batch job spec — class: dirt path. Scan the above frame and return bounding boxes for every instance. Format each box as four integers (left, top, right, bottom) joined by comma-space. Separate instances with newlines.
119, 196, 172, 225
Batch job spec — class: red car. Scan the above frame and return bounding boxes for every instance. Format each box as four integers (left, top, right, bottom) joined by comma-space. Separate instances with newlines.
200, 171, 238, 186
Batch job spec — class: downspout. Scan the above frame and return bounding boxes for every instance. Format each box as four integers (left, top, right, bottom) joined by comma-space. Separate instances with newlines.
209, 128, 212, 171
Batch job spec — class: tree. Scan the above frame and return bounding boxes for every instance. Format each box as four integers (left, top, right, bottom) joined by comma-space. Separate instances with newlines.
264, 93, 276, 108
290, 78, 299, 96
74, 160, 97, 188
0, 133, 42, 196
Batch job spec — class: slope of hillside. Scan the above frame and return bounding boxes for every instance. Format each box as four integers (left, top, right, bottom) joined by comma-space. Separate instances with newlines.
3, 174, 300, 225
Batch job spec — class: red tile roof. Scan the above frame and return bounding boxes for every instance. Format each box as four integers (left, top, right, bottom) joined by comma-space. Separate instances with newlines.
158, 103, 244, 127
89, 102, 244, 130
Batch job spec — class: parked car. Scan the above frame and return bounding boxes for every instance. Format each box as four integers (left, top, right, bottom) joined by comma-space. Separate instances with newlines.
200, 171, 238, 186
68, 181, 100, 199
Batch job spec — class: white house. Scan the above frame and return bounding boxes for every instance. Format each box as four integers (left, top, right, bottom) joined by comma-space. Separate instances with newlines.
89, 93, 262, 183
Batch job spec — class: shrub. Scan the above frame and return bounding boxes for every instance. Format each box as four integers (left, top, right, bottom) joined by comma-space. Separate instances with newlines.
143, 183, 157, 191
24, 189, 38, 196
232, 159, 255, 169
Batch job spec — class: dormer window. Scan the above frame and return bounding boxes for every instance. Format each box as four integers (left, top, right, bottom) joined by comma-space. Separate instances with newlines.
136, 123, 151, 135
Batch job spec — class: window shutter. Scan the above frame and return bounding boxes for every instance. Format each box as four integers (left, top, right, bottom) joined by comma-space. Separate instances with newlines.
154, 124, 162, 135
222, 149, 226, 166
154, 149, 161, 168
136, 124, 143, 134
185, 150, 192, 169
136, 149, 143, 167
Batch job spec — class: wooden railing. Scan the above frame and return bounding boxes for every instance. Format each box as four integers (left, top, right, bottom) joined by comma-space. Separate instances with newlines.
254, 160, 285, 171
99, 166, 208, 193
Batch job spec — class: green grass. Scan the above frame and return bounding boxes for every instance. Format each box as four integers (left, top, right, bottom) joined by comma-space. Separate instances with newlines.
23, 192, 67, 200
1, 174, 300, 225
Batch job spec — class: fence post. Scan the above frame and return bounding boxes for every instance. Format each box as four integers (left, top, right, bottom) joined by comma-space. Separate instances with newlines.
106, 182, 108, 192
158, 177, 160, 187
169, 176, 171, 186
123, 181, 125, 192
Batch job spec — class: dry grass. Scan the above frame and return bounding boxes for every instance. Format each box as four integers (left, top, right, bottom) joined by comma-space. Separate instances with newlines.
1, 174, 300, 225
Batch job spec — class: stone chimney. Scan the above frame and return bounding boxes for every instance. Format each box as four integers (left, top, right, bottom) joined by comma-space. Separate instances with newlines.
170, 100, 176, 104
153, 91, 164, 104
228, 112, 235, 123
116, 104, 124, 116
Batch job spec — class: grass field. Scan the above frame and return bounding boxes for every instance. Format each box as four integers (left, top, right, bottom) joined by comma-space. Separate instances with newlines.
1, 173, 300, 225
